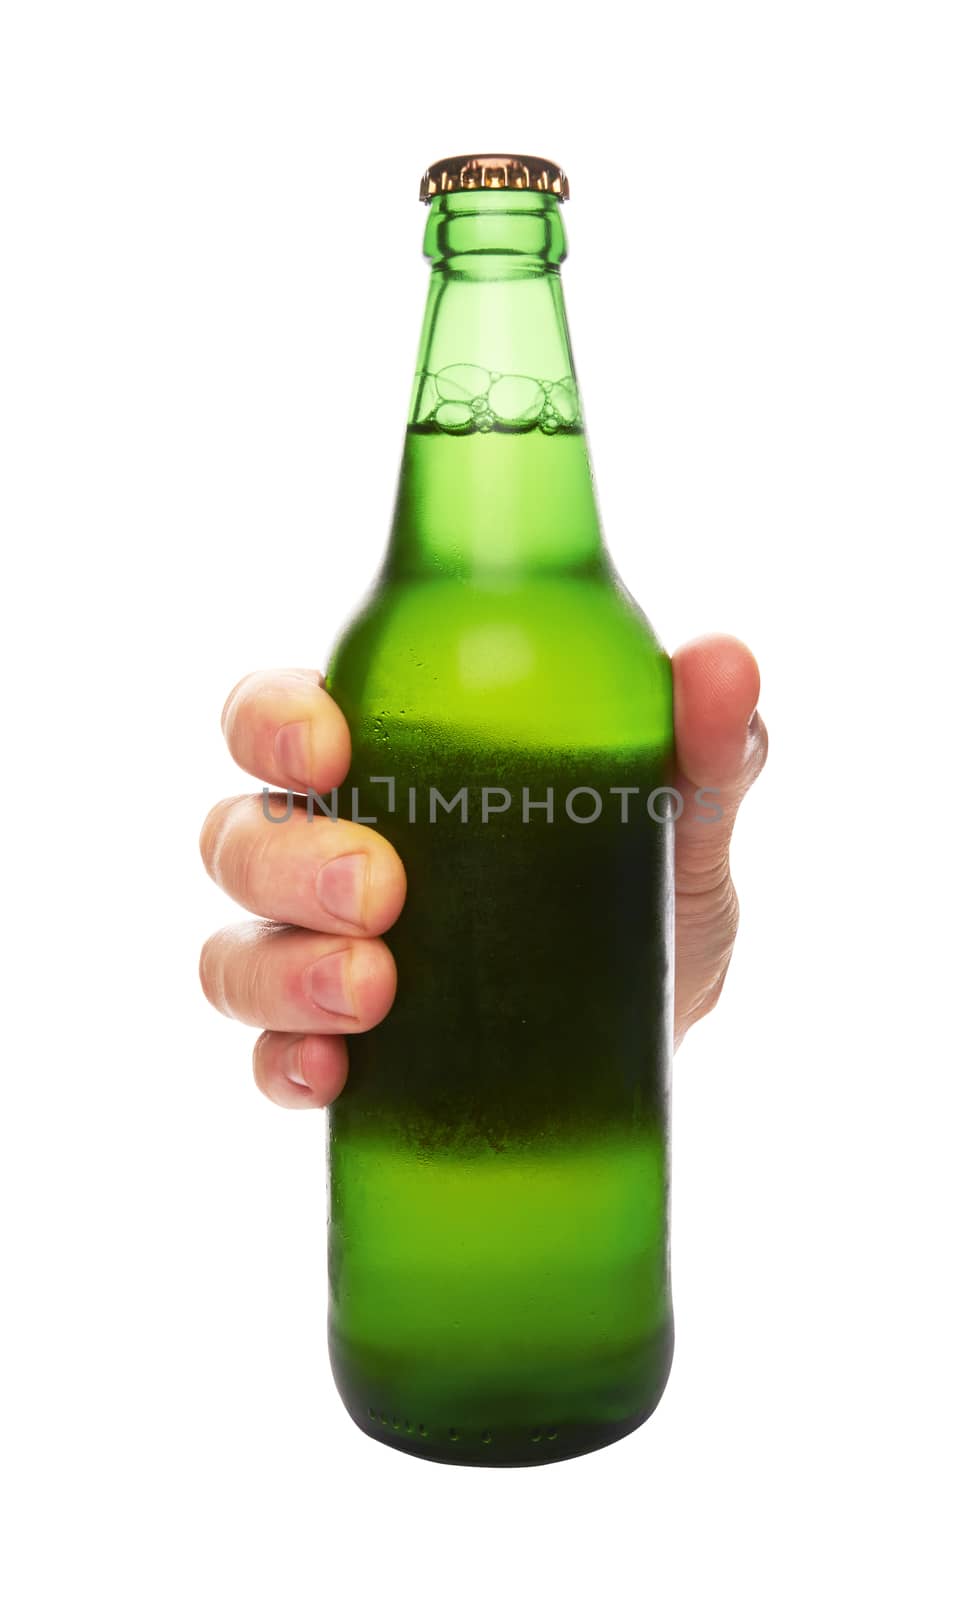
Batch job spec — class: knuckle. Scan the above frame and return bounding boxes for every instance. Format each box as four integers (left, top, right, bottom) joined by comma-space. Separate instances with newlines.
227, 922, 283, 1024
240, 939, 271, 1022
235, 820, 273, 910
675, 864, 740, 931
198, 932, 229, 1014
675, 875, 742, 1038
691, 966, 730, 1024
201, 923, 282, 1025
221, 672, 259, 739
675, 857, 731, 899
681, 943, 737, 1034
199, 796, 243, 880
203, 797, 274, 906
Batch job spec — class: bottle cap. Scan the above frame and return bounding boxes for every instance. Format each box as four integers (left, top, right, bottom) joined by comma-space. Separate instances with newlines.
420, 155, 569, 202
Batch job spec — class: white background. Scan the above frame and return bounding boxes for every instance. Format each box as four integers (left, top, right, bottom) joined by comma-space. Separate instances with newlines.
2, 3, 975, 1596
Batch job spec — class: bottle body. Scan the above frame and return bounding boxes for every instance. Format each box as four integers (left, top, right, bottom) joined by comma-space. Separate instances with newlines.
325, 185, 674, 1465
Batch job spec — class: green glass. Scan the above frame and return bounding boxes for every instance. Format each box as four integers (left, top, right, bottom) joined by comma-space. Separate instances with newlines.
325, 177, 674, 1466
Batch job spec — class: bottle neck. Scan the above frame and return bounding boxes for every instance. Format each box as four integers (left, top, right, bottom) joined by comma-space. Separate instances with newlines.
384, 192, 606, 580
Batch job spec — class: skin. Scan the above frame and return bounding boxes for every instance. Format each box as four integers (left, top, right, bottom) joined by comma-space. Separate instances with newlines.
200, 635, 767, 1107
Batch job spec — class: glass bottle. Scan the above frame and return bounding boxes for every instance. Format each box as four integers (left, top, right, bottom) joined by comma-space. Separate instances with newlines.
326, 155, 674, 1465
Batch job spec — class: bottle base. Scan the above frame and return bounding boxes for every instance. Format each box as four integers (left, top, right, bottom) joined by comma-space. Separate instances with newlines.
343, 1399, 665, 1468
333, 1320, 673, 1468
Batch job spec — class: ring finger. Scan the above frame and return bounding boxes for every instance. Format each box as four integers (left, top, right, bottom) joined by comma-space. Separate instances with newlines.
199, 921, 397, 1033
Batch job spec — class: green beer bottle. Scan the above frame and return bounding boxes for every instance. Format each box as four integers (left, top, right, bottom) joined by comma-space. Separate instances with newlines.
325, 155, 674, 1466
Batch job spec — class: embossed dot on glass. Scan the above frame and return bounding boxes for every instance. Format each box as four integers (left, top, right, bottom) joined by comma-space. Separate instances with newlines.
325, 155, 674, 1466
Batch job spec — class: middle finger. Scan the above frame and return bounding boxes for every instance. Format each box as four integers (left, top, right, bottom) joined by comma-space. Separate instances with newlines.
199, 795, 407, 936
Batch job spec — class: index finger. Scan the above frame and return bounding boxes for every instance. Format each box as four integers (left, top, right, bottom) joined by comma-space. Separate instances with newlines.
221, 668, 352, 793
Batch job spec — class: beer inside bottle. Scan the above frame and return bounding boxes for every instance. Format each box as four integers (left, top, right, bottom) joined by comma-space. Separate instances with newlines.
325, 156, 674, 1466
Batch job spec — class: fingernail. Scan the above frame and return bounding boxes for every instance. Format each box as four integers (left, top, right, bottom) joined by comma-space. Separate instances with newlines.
274, 721, 311, 784
316, 853, 368, 927
282, 1038, 308, 1088
747, 709, 760, 736
304, 949, 356, 1017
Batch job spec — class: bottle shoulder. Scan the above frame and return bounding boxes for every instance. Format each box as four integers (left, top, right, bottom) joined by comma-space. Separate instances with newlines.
327, 573, 672, 756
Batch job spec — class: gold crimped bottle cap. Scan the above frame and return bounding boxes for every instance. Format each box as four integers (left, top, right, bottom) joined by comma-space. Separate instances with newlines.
420, 154, 569, 202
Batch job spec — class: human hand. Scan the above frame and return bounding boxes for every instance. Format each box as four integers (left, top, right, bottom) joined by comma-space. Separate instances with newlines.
199, 635, 766, 1105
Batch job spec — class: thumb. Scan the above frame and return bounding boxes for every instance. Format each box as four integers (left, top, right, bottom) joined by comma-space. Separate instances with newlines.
671, 635, 768, 1042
